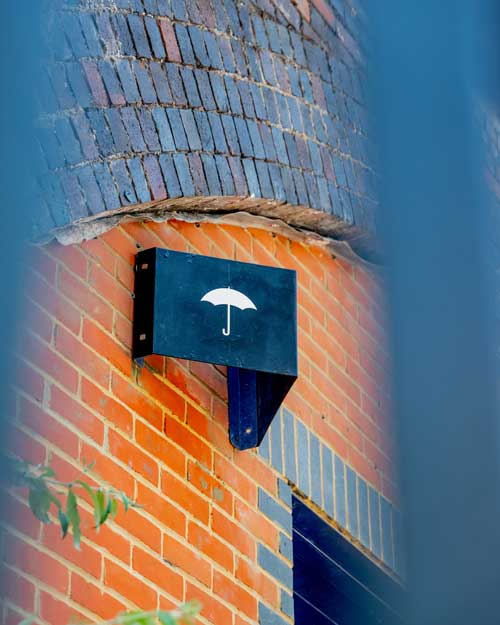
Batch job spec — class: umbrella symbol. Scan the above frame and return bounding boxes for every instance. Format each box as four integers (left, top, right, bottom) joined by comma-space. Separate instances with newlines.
201, 287, 257, 336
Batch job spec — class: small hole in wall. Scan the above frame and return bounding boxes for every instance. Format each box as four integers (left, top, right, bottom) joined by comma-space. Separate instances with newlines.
195, 223, 200, 228
139, 333, 147, 341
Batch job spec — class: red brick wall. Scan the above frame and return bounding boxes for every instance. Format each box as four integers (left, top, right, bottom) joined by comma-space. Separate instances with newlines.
1, 219, 396, 625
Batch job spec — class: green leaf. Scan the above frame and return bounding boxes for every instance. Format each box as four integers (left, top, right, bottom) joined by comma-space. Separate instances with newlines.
58, 508, 69, 539
28, 484, 52, 523
66, 488, 81, 549
18, 618, 33, 625
39, 466, 55, 478
84, 460, 96, 472
157, 611, 177, 625
110, 497, 119, 518
94, 489, 105, 528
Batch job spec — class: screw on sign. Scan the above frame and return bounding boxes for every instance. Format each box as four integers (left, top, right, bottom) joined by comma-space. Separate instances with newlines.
200, 287, 257, 336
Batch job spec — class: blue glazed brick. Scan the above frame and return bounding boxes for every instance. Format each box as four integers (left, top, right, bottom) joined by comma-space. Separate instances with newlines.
346, 466, 359, 539
283, 408, 296, 484
208, 113, 229, 153
116, 59, 140, 104
288, 97, 303, 133
239, 4, 252, 40
171, 0, 188, 20
339, 189, 354, 222
292, 169, 308, 205
79, 13, 102, 57
358, 477, 370, 549
259, 429, 271, 462
322, 444, 334, 517
281, 590, 294, 619
54, 118, 81, 165
381, 498, 394, 568
234, 118, 253, 157
224, 76, 243, 115
277, 24, 291, 57
334, 455, 346, 527
194, 69, 216, 110
221, 115, 241, 155
304, 172, 319, 208
121, 107, 146, 152
62, 13, 89, 58
110, 159, 137, 205
173, 154, 195, 195
231, 40, 248, 76
245, 46, 263, 83
259, 124, 276, 161
255, 160, 273, 199
310, 435, 322, 507
159, 154, 182, 198
279, 533, 292, 561
288, 66, 301, 97
280, 166, 297, 205
268, 163, 286, 201
297, 137, 311, 170
65, 63, 91, 108
152, 107, 175, 151
60, 170, 86, 219
263, 88, 279, 125
270, 410, 283, 473
229, 157, 247, 195
299, 71, 313, 103
278, 478, 292, 508
250, 84, 266, 120
144, 16, 166, 58
188, 153, 209, 195
224, 0, 241, 36
204, 31, 224, 69
150, 61, 173, 104
277, 94, 291, 129
133, 60, 157, 104
215, 155, 235, 195
128, 14, 152, 58
87, 110, 115, 157
78, 165, 105, 215
93, 162, 120, 210
188, 25, 210, 66
317, 177, 330, 210
284, 133, 300, 168
179, 109, 202, 150
200, 154, 222, 195
219, 38, 236, 73
271, 128, 289, 165
106, 108, 132, 153
290, 31, 306, 66
166, 109, 189, 151
111, 14, 134, 56
179, 67, 201, 107
259, 489, 291, 533
309, 141, 323, 175
165, 64, 187, 105
265, 19, 280, 54
260, 50, 276, 85
138, 109, 161, 151
210, 74, 229, 112
369, 487, 382, 559
258, 544, 292, 589
296, 420, 310, 496
144, 154, 167, 199
193, 111, 214, 152
259, 604, 288, 625
40, 173, 68, 226
253, 15, 269, 48
247, 120, 265, 160
242, 158, 260, 196
98, 60, 125, 106
238, 81, 256, 119
175, 24, 195, 64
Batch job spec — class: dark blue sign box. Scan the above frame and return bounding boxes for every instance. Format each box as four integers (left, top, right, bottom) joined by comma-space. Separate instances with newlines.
132, 248, 297, 450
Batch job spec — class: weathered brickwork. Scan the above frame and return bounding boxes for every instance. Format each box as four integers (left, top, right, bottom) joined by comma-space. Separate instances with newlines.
35, 0, 377, 252
1, 219, 397, 625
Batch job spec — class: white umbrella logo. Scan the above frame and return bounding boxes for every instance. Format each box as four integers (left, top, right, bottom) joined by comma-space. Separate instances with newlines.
201, 287, 257, 336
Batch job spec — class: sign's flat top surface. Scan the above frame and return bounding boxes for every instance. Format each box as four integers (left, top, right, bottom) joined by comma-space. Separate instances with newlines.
151, 248, 297, 376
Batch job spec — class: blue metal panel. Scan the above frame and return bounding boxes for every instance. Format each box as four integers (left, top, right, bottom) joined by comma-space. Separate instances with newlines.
293, 497, 404, 625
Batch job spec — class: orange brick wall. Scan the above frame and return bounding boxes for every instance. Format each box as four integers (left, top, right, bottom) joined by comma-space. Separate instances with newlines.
1, 219, 397, 625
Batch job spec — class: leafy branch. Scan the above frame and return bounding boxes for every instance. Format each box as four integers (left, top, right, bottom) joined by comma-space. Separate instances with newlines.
90, 603, 201, 625
4, 456, 139, 549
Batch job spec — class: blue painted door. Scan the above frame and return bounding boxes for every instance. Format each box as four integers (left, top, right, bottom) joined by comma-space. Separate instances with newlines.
293, 497, 404, 625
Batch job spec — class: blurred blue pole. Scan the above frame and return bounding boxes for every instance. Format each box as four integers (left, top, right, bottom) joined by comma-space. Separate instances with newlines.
371, 2, 500, 624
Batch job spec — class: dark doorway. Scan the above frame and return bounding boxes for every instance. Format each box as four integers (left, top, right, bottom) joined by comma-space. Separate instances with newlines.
293, 497, 404, 625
